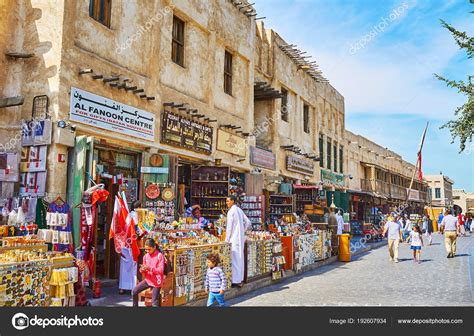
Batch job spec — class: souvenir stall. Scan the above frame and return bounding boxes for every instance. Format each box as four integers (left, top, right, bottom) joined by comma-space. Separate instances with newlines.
240, 195, 265, 231
244, 231, 275, 282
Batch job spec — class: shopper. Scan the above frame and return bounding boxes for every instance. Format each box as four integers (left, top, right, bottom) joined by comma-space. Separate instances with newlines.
132, 238, 165, 307
383, 217, 403, 263
407, 225, 424, 263
205, 253, 226, 307
424, 216, 434, 245
336, 210, 345, 235
438, 211, 444, 234
458, 213, 465, 236
467, 214, 473, 232
186, 204, 210, 230
422, 215, 428, 233
440, 210, 460, 258
225, 195, 251, 287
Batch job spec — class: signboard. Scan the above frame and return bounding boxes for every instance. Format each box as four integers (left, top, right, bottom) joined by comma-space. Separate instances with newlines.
321, 169, 345, 186
407, 189, 420, 201
141, 167, 169, 174
161, 110, 213, 154
70, 87, 155, 141
286, 155, 314, 175
250, 146, 276, 170
217, 129, 246, 157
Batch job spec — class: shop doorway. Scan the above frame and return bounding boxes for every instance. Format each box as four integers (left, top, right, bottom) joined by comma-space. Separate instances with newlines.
92, 144, 141, 280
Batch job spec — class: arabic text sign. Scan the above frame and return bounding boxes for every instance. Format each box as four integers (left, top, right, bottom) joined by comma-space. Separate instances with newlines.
217, 129, 246, 157
286, 155, 314, 175
161, 110, 213, 154
70, 87, 155, 141
321, 169, 344, 186
250, 146, 276, 170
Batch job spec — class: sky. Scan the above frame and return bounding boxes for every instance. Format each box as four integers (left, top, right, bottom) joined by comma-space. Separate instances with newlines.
254, 0, 474, 191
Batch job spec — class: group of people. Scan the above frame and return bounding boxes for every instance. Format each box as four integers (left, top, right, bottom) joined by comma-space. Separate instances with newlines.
383, 210, 469, 264
128, 195, 250, 307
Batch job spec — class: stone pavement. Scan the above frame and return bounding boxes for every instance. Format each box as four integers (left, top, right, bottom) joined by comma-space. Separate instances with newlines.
228, 233, 474, 306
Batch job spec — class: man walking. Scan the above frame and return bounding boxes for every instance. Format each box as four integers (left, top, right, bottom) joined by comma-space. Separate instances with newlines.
383, 214, 403, 263
438, 211, 444, 234
440, 210, 460, 258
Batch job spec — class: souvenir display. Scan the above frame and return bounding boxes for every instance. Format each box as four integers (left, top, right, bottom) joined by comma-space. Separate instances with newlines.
191, 166, 229, 219
49, 267, 78, 307
241, 195, 265, 230
145, 184, 160, 200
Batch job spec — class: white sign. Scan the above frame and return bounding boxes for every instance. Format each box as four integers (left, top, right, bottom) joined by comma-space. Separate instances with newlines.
70, 87, 155, 141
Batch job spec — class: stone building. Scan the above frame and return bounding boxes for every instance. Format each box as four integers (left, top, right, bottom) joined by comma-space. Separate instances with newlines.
253, 22, 347, 207
453, 189, 474, 214
425, 174, 455, 208
345, 130, 429, 222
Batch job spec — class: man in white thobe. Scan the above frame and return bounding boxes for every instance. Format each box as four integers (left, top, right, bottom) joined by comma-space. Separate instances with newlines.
336, 210, 345, 235
225, 195, 251, 287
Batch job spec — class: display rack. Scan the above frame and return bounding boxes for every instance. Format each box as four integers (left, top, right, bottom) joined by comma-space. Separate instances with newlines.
293, 185, 319, 214
191, 166, 230, 219
244, 239, 273, 282
241, 195, 265, 229
268, 194, 295, 220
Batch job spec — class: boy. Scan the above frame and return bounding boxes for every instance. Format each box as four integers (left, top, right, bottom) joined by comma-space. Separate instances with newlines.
205, 253, 226, 307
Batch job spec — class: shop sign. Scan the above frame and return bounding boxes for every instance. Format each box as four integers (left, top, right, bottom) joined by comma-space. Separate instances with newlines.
70, 87, 155, 141
161, 110, 213, 154
141, 167, 169, 174
250, 146, 276, 170
286, 155, 314, 175
217, 129, 246, 157
407, 189, 420, 201
321, 169, 345, 186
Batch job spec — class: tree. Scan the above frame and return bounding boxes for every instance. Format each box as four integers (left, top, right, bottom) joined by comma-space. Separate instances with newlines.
434, 16, 474, 153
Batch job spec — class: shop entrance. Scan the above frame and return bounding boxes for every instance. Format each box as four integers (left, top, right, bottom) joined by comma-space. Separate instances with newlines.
93, 144, 141, 280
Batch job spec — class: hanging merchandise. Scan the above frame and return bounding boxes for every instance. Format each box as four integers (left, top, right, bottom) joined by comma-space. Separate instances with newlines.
145, 184, 160, 200
21, 119, 52, 146
46, 196, 73, 253
19, 172, 47, 196
0, 153, 19, 182
20, 146, 48, 173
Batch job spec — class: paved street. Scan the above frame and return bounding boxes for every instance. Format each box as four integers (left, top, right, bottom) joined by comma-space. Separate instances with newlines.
228, 233, 474, 306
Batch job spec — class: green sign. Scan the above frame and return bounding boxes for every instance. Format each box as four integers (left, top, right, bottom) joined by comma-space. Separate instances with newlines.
321, 169, 344, 186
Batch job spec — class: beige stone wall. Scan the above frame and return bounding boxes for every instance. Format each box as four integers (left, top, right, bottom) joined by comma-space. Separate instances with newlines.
254, 22, 346, 185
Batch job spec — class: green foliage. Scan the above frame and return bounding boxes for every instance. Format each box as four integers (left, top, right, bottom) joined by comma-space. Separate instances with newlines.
435, 16, 474, 152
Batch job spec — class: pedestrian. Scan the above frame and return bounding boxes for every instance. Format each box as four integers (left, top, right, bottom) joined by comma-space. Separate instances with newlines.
336, 210, 344, 235
440, 210, 460, 258
205, 253, 227, 307
425, 216, 434, 245
407, 225, 424, 263
467, 214, 473, 232
383, 216, 403, 263
422, 215, 428, 234
131, 238, 165, 307
438, 211, 444, 234
225, 195, 251, 288
458, 213, 465, 236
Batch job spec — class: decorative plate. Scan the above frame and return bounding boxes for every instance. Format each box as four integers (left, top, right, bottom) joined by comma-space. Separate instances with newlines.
145, 184, 160, 200
161, 187, 175, 202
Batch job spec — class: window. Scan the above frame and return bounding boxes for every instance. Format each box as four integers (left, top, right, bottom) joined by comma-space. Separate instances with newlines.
224, 51, 233, 95
435, 188, 441, 199
339, 146, 343, 173
429, 188, 433, 200
303, 104, 310, 133
281, 88, 288, 122
89, 0, 112, 27
333, 143, 337, 173
319, 135, 324, 168
172, 16, 185, 66
327, 138, 332, 170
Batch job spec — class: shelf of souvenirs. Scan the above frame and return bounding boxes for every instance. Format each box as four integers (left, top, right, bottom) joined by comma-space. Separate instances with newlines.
0, 248, 74, 265
0, 236, 48, 252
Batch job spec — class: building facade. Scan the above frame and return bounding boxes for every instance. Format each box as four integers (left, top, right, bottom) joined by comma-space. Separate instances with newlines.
345, 130, 429, 223
453, 189, 474, 214
425, 174, 455, 208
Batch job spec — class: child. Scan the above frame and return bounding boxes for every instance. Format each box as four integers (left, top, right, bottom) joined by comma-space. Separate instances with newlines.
205, 253, 226, 307
407, 225, 424, 264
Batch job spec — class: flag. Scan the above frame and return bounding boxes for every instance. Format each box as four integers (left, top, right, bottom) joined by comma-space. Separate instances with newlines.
416, 122, 429, 181
110, 193, 140, 262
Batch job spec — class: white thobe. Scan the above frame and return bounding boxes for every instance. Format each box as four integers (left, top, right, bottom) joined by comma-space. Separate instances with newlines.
336, 214, 345, 235
119, 247, 137, 290
225, 205, 251, 284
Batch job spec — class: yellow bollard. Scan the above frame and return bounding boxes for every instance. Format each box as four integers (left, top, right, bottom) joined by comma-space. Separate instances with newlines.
338, 234, 351, 262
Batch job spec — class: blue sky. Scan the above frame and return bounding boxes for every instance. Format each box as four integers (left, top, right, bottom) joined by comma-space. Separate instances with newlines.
254, 0, 474, 191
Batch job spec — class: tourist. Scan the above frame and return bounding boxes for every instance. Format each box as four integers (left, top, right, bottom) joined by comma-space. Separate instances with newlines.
132, 238, 165, 307
225, 195, 251, 287
383, 216, 403, 263
205, 253, 227, 307
458, 213, 465, 236
440, 210, 460, 258
407, 225, 424, 264
424, 216, 434, 245
467, 214, 473, 232
438, 211, 444, 234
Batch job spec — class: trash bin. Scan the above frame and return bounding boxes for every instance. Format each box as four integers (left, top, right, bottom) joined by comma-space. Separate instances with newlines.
338, 234, 351, 262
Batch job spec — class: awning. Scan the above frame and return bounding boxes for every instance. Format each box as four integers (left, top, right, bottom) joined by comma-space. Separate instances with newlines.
347, 189, 375, 197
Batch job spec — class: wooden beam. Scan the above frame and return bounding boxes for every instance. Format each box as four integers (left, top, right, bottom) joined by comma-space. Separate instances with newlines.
0, 96, 24, 108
